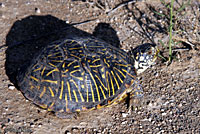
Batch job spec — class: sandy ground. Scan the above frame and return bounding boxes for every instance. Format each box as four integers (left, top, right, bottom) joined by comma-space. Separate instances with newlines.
0, 0, 199, 133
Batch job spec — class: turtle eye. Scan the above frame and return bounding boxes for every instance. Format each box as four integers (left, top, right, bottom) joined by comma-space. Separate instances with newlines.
148, 50, 152, 55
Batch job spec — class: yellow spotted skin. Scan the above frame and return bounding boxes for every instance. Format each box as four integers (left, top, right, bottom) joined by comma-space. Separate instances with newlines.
17, 37, 142, 115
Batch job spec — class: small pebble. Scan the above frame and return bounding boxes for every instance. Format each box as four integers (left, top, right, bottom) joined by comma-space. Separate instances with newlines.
30, 122, 35, 127
66, 132, 71, 134
5, 107, 9, 111
0, 3, 5, 7
35, 7, 41, 14
8, 85, 15, 90
66, 20, 70, 23
178, 103, 182, 107
186, 88, 190, 92
122, 113, 128, 118
121, 121, 126, 125
149, 118, 152, 121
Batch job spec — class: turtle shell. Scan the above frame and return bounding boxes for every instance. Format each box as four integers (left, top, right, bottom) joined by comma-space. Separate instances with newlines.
17, 37, 142, 114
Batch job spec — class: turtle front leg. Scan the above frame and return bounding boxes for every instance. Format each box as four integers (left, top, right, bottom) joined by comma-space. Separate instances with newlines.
127, 79, 143, 113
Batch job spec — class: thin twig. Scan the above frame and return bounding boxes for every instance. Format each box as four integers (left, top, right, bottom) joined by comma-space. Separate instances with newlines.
168, 0, 174, 62
108, 0, 137, 15
172, 36, 196, 49
71, 18, 97, 26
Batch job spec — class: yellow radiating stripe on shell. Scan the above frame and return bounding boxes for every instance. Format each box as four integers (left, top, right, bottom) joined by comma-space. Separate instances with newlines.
48, 102, 55, 111
88, 46, 103, 48
122, 68, 136, 79
30, 76, 39, 82
68, 40, 74, 44
41, 66, 46, 76
54, 45, 59, 48
63, 69, 69, 73
70, 69, 83, 81
104, 59, 110, 67
96, 86, 101, 101
48, 52, 61, 57
127, 72, 136, 79
98, 52, 105, 55
111, 71, 119, 90
65, 93, 69, 112
87, 68, 101, 102
101, 67, 104, 72
114, 70, 123, 83
33, 67, 41, 72
73, 90, 78, 102
46, 68, 59, 76
106, 55, 112, 59
113, 54, 117, 59
99, 86, 106, 99
71, 80, 84, 102
67, 60, 76, 67
74, 65, 80, 68
118, 52, 126, 58
67, 81, 72, 101
40, 104, 47, 109
122, 69, 127, 73
48, 87, 55, 97
113, 67, 126, 78
59, 81, 64, 99
90, 64, 102, 68
30, 84, 34, 90
70, 54, 81, 59
40, 86, 46, 98
90, 81, 95, 102
109, 72, 115, 95
95, 74, 108, 91
65, 93, 68, 101
71, 76, 83, 81
86, 76, 89, 102
93, 70, 98, 73
52, 55, 64, 58
50, 60, 63, 62
32, 63, 38, 69
36, 86, 40, 90
41, 80, 58, 84
115, 63, 127, 67
62, 62, 66, 68
68, 47, 83, 50
81, 85, 84, 88
92, 58, 100, 63
81, 71, 85, 76
70, 69, 81, 74
106, 71, 111, 97
48, 63, 57, 67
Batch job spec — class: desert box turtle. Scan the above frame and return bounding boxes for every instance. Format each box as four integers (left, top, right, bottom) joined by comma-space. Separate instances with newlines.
17, 37, 158, 118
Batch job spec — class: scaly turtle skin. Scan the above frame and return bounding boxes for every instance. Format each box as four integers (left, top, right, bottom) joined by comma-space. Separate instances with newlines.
17, 37, 158, 118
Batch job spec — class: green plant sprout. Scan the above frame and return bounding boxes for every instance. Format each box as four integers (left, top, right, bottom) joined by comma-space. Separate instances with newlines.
168, 0, 174, 62
154, 0, 191, 63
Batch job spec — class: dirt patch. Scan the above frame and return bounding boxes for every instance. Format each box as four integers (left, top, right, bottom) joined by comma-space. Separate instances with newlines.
0, 0, 199, 133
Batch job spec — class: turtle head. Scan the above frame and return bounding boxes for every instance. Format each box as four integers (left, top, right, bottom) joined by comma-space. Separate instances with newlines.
129, 43, 159, 74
